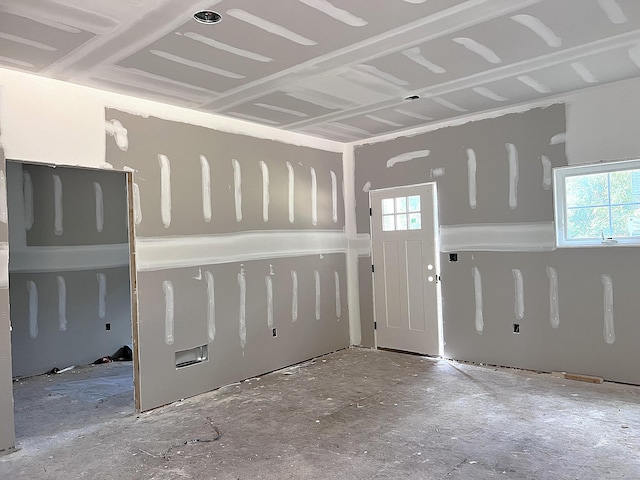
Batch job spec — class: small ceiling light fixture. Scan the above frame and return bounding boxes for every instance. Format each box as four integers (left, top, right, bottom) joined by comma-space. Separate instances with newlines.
403, 94, 421, 101
194, 10, 222, 24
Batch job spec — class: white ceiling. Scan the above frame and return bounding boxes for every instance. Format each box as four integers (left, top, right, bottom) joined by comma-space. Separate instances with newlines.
1, 0, 640, 142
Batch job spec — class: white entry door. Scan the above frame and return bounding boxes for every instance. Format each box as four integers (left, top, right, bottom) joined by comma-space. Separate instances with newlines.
370, 183, 440, 356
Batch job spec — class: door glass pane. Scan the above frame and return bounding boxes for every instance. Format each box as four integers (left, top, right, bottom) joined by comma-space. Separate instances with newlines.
395, 197, 407, 213
382, 198, 394, 214
396, 214, 408, 230
408, 213, 421, 230
382, 215, 395, 231
611, 204, 640, 237
408, 195, 421, 212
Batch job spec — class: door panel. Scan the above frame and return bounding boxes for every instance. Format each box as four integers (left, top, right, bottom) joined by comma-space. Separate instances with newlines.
371, 184, 440, 356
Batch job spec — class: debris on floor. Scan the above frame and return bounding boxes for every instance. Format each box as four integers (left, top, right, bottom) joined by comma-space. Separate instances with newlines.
93, 345, 133, 364
48, 365, 75, 375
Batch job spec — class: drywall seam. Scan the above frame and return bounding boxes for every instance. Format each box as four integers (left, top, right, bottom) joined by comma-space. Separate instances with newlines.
506, 143, 519, 209
135, 231, 348, 271
238, 266, 247, 349
511, 14, 562, 48
53, 174, 63, 235
330, 170, 338, 223
0, 170, 6, 224
310, 167, 318, 226
439, 222, 555, 252
343, 145, 362, 345
27, 280, 38, 338
93, 181, 104, 232
132, 182, 142, 225
472, 267, 483, 334
541, 155, 552, 190
205, 270, 215, 342
9, 243, 129, 272
546, 266, 559, 328
314, 270, 321, 320
291, 269, 298, 322
57, 275, 67, 332
512, 269, 524, 320
259, 161, 270, 223
158, 154, 171, 228
23, 170, 33, 230
162, 280, 174, 345
466, 148, 477, 209
266, 274, 274, 331
601, 274, 615, 344
334, 271, 341, 320
200, 155, 212, 223
233, 159, 242, 222
97, 272, 107, 319
286, 162, 295, 223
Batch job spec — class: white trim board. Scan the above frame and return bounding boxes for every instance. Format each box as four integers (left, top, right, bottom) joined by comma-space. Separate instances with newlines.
136, 230, 349, 271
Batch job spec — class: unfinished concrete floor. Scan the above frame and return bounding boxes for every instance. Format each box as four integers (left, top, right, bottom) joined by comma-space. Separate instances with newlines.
1, 347, 639, 479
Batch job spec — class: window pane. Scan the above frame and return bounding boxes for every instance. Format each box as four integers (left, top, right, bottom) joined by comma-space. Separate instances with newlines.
382, 215, 395, 231
565, 173, 608, 207
395, 197, 407, 213
396, 214, 408, 230
408, 195, 421, 212
408, 213, 421, 230
610, 169, 639, 205
611, 205, 640, 237
566, 206, 610, 239
382, 198, 394, 215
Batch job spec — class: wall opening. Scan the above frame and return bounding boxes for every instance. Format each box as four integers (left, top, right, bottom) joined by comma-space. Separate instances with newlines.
6, 161, 138, 445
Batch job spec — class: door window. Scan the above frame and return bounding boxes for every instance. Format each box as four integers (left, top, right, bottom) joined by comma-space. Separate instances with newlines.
382, 195, 421, 231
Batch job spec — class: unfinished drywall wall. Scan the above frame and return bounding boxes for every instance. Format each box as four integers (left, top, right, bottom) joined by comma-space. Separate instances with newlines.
8, 162, 131, 377
355, 102, 640, 384
105, 110, 349, 410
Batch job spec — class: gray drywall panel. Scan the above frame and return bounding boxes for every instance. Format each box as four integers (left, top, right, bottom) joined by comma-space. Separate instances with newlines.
9, 267, 131, 377
353, 105, 640, 385
24, 164, 128, 246
105, 110, 345, 236
358, 256, 375, 348
136, 254, 349, 410
354, 105, 566, 233
0, 149, 15, 452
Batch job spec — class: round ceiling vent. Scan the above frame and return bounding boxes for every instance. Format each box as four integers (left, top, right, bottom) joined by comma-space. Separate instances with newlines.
194, 10, 222, 24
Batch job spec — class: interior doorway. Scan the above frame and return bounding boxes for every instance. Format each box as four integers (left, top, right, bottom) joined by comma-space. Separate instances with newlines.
370, 183, 442, 356
6, 161, 138, 444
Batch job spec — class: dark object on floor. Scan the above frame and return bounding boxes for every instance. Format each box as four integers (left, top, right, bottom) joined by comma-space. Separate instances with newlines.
93, 357, 112, 365
112, 345, 133, 361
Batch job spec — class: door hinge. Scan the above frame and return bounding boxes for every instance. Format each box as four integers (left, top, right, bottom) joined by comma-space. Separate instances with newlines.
369, 207, 372, 216
371, 264, 375, 273
374, 321, 377, 330
436, 274, 441, 283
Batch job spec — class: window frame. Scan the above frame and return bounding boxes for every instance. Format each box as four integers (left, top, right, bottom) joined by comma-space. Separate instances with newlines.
554, 158, 640, 248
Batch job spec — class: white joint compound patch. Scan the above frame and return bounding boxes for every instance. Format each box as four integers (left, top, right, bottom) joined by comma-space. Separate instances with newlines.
546, 267, 559, 329
601, 274, 615, 344
298, 0, 367, 27
331, 170, 338, 224
310, 167, 318, 226
93, 182, 104, 233
472, 267, 483, 334
512, 269, 524, 320
158, 154, 171, 228
334, 271, 341, 320
105, 119, 129, 151
466, 148, 477, 209
315, 269, 321, 320
266, 274, 274, 331
386, 150, 431, 168
238, 266, 247, 349
132, 182, 142, 225
200, 155, 212, 223
431, 167, 445, 178
597, 0, 628, 24
233, 159, 243, 222
23, 170, 34, 231
286, 162, 295, 223
453, 37, 501, 64
541, 155, 552, 190
550, 132, 567, 145
27, 280, 38, 338
259, 161, 270, 223
97, 272, 107, 319
162, 280, 174, 345
0, 171, 7, 224
291, 270, 299, 322
362, 181, 372, 193
205, 271, 215, 342
511, 14, 562, 48
506, 143, 519, 209
57, 275, 67, 332
53, 174, 63, 236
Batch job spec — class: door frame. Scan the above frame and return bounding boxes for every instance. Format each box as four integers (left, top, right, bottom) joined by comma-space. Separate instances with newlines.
369, 182, 444, 356
4, 161, 140, 447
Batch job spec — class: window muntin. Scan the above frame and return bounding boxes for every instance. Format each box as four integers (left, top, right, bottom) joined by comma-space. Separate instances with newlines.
554, 159, 640, 247
381, 195, 421, 232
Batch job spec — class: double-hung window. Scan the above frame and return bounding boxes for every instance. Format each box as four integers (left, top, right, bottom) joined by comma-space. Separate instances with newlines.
554, 159, 640, 247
